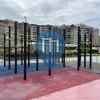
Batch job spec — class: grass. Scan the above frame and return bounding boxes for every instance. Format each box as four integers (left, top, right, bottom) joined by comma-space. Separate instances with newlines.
81, 53, 100, 56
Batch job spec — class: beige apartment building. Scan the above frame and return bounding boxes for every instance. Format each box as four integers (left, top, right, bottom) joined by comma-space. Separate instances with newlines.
0, 19, 14, 48
61, 24, 100, 46
0, 19, 99, 50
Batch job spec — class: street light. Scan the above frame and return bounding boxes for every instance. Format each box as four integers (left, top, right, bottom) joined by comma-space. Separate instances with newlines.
24, 16, 27, 23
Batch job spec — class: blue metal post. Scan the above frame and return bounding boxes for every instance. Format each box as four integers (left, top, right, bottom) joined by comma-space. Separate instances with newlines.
49, 27, 51, 76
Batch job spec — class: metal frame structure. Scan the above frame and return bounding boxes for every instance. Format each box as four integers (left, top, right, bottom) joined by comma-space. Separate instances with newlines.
77, 26, 93, 70
8, 26, 11, 70
15, 22, 17, 74
1, 22, 94, 81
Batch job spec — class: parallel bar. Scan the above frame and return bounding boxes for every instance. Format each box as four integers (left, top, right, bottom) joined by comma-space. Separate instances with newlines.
90, 30, 92, 69
77, 26, 81, 71
36, 25, 39, 71
28, 28, 30, 68
44, 33, 46, 63
84, 34, 86, 68
58, 39, 60, 63
61, 53, 63, 63
63, 29, 66, 67
61, 31, 64, 64
15, 22, 17, 74
8, 26, 11, 70
57, 38, 62, 63
21, 34, 23, 65
80, 31, 81, 67
49, 52, 51, 76
24, 23, 27, 81
4, 33, 6, 67
49, 27, 51, 76
53, 32, 54, 64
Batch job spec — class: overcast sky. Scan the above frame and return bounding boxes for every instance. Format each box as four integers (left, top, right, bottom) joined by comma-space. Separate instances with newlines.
0, 0, 100, 29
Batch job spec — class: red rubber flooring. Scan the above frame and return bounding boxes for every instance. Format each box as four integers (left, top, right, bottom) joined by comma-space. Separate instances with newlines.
33, 79, 100, 100
0, 67, 100, 100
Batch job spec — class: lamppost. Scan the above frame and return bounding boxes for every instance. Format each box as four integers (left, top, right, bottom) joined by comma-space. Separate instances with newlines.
24, 16, 27, 23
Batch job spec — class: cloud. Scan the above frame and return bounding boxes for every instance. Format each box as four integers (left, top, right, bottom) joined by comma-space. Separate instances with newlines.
0, 0, 100, 30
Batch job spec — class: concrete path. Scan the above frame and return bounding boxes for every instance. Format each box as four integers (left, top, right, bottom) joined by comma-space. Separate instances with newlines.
33, 79, 100, 100
0, 67, 100, 100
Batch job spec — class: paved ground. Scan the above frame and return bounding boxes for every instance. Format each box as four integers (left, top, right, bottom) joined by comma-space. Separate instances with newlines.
0, 61, 64, 77
33, 79, 100, 100
65, 61, 100, 73
0, 67, 100, 100
0, 58, 100, 100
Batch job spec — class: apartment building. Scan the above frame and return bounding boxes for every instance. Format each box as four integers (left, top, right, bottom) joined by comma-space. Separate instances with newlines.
79, 24, 99, 46
30, 24, 38, 42
60, 24, 78, 44
98, 31, 100, 47
60, 24, 99, 46
0, 19, 25, 49
0, 19, 14, 48
0, 24, 5, 47
92, 28, 99, 46
52, 25, 63, 34
0, 19, 99, 48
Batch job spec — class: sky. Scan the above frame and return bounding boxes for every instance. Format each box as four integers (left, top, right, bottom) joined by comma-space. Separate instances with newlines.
0, 0, 100, 29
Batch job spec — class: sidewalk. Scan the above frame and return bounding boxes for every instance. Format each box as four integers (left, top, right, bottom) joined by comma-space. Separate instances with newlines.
0, 67, 100, 100
33, 79, 100, 100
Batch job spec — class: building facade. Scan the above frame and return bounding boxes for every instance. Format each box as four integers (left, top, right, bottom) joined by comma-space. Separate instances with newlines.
0, 19, 99, 50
